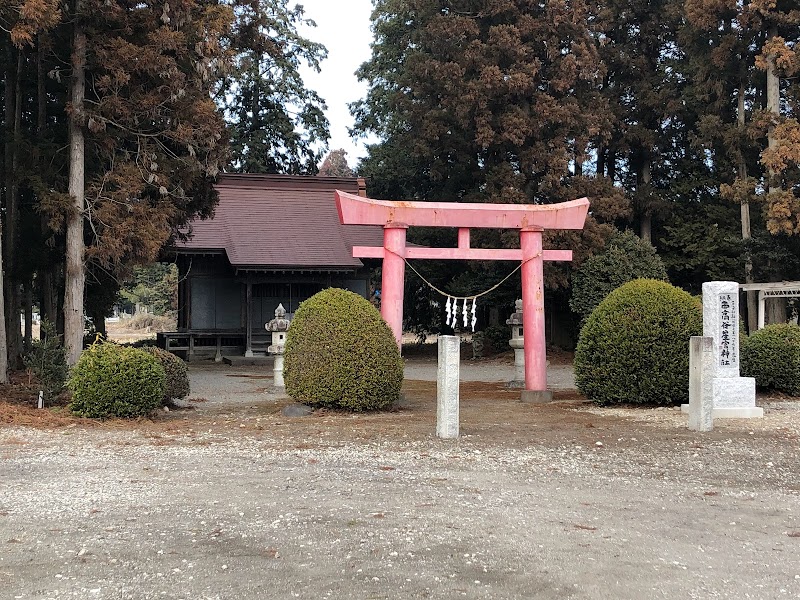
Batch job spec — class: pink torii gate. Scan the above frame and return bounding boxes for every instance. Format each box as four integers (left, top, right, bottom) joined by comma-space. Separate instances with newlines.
335, 191, 589, 401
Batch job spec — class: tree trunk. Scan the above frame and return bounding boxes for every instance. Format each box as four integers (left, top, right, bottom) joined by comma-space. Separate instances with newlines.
64, 0, 87, 366
764, 27, 786, 322
37, 34, 57, 334
596, 144, 605, 177
4, 49, 23, 368
607, 149, 616, 183
2, 44, 12, 379
37, 34, 47, 133
737, 80, 758, 333
766, 27, 780, 197
0, 45, 9, 382
95, 315, 106, 338
41, 269, 56, 334
23, 280, 32, 352
766, 297, 785, 326
574, 140, 584, 177
639, 158, 652, 245
639, 215, 652, 245
0, 226, 7, 383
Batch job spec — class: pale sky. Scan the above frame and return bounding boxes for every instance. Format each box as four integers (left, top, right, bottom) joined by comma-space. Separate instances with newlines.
297, 0, 378, 169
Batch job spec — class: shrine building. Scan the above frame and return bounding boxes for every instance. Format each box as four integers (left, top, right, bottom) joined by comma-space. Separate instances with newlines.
161, 174, 383, 360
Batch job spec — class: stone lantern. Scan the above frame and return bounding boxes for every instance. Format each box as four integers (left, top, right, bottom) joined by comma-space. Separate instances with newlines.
265, 303, 290, 388
506, 299, 524, 388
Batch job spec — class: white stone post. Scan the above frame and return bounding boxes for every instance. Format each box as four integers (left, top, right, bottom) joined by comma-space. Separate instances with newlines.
436, 335, 460, 439
702, 281, 761, 418
688, 336, 714, 431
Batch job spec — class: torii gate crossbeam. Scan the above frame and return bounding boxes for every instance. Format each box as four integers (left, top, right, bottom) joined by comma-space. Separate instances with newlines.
336, 190, 590, 401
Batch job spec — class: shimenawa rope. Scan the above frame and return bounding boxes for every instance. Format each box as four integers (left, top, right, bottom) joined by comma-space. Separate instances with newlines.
382, 247, 542, 331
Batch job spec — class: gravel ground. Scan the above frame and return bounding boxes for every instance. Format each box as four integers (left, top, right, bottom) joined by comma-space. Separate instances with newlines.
1, 357, 799, 600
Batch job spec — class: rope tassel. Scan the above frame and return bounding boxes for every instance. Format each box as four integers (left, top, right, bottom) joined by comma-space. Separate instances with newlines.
389, 248, 536, 334
471, 298, 477, 331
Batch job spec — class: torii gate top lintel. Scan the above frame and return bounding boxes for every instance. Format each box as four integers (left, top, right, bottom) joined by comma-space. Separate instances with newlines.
335, 190, 590, 230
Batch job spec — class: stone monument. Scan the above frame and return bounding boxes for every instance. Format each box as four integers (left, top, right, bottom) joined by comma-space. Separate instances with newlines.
683, 281, 762, 418
265, 304, 290, 388
506, 299, 525, 388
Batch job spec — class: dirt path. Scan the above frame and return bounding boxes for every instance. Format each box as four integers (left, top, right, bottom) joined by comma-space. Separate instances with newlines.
1, 358, 799, 599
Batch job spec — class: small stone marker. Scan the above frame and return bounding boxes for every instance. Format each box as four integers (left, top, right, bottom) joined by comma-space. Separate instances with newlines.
436, 335, 460, 439
688, 336, 714, 431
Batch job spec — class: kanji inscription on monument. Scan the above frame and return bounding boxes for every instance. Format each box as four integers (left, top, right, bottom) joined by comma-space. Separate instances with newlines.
717, 293, 737, 368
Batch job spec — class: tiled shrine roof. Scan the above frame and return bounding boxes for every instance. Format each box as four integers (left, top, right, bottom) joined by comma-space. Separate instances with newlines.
174, 174, 384, 271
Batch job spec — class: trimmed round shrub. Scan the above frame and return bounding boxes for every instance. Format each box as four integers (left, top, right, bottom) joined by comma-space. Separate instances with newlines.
574, 279, 702, 405
68, 343, 166, 418
284, 288, 404, 411
143, 346, 190, 404
570, 230, 668, 322
741, 323, 800, 396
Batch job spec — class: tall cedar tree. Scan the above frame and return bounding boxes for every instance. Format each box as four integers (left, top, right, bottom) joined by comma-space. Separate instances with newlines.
0, 0, 63, 375
2, 0, 330, 366
683, 0, 800, 323
56, 0, 233, 363
222, 0, 329, 174
599, 0, 752, 296
686, 0, 800, 234
352, 0, 629, 328
596, 0, 687, 244
1, 1, 232, 363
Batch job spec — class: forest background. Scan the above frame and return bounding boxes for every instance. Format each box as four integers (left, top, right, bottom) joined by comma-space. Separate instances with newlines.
0, 0, 798, 379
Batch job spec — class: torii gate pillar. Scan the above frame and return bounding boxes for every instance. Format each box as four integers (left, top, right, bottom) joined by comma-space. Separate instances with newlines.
336, 190, 589, 399
382, 224, 408, 345
520, 227, 549, 402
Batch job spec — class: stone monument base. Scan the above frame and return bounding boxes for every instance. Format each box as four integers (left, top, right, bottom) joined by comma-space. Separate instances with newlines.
520, 390, 553, 403
681, 404, 764, 419
681, 376, 762, 418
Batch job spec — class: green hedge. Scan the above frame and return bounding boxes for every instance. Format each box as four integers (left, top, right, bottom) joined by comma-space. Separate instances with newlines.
570, 231, 668, 322
574, 279, 702, 405
68, 343, 166, 418
142, 346, 190, 404
284, 288, 404, 411
741, 323, 800, 396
